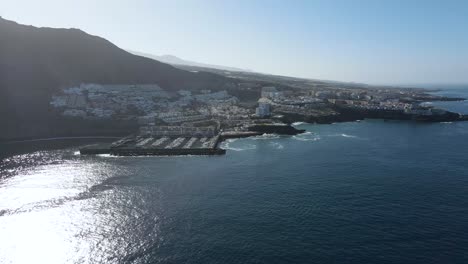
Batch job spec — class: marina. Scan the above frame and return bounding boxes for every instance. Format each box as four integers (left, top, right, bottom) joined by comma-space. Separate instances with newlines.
79, 123, 306, 156
80, 135, 225, 156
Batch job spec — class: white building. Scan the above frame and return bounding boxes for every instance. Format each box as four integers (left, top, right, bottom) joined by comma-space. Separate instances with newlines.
261, 87, 283, 99
256, 101, 271, 117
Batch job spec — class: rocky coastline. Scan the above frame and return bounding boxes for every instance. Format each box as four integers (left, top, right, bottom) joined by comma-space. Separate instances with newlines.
278, 106, 468, 125
247, 124, 306, 135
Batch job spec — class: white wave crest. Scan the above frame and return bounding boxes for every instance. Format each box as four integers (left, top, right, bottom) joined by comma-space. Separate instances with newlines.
224, 144, 257, 151
220, 140, 257, 151
292, 122, 306, 126
341, 133, 357, 138
96, 154, 112, 157
292, 132, 320, 142
250, 133, 280, 140
270, 142, 284, 149
327, 133, 359, 139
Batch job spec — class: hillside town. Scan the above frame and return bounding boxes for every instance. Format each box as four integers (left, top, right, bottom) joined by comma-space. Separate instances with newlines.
50, 82, 466, 156
50, 82, 464, 130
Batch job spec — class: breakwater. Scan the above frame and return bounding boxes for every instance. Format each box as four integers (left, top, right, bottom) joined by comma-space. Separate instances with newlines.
80, 135, 225, 156
80, 124, 305, 156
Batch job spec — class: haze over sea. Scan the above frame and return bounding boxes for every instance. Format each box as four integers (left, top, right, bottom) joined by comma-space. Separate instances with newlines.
1, 86, 468, 264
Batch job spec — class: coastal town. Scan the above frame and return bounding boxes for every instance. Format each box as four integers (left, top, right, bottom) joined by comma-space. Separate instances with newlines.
49, 81, 466, 156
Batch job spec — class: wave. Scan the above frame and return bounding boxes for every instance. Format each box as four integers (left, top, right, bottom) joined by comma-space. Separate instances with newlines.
270, 142, 284, 149
220, 140, 257, 151
340, 133, 357, 138
218, 138, 238, 149
327, 133, 358, 138
96, 154, 112, 157
292, 122, 306, 126
292, 131, 320, 142
250, 133, 280, 140
292, 136, 320, 142
223, 144, 257, 151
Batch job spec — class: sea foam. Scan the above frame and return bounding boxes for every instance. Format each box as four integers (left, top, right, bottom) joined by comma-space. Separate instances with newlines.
250, 133, 280, 140
292, 122, 306, 126
292, 131, 320, 142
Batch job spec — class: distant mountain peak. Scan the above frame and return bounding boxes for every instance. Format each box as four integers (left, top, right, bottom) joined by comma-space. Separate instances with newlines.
128, 50, 252, 72
160, 54, 179, 59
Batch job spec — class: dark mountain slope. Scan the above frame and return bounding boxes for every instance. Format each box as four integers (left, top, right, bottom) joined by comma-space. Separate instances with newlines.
0, 18, 229, 139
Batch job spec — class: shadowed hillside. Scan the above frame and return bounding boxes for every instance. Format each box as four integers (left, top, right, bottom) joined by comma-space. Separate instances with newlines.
0, 18, 229, 140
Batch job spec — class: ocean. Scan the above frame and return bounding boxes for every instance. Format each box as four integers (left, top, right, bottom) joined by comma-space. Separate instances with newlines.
1, 87, 468, 264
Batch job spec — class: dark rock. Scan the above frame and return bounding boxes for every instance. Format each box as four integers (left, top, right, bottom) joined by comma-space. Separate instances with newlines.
248, 124, 305, 135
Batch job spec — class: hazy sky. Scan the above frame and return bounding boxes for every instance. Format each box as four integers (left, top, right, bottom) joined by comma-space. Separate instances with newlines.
2, 0, 468, 85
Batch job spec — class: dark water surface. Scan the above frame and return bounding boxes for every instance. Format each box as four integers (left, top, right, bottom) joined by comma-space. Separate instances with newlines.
1, 87, 468, 263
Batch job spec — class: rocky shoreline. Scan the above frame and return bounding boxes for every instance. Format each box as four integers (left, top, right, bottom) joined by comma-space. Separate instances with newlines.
278, 106, 468, 125
247, 124, 306, 135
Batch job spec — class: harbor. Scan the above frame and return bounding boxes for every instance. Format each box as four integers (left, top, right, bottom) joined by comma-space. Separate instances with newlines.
80, 135, 225, 156
80, 123, 305, 156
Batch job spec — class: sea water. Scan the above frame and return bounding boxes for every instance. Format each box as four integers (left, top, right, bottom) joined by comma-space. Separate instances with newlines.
1, 86, 468, 263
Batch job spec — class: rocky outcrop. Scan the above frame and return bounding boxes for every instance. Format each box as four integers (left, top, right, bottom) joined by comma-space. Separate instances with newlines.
248, 124, 305, 135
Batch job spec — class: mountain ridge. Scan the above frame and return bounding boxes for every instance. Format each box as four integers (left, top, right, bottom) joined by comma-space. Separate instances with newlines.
0, 17, 231, 139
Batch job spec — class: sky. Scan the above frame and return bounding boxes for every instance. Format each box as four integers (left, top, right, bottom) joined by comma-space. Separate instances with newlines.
1, 0, 468, 85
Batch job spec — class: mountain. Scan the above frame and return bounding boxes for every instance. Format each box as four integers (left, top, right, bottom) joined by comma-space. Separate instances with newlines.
128, 50, 251, 72
0, 17, 231, 140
